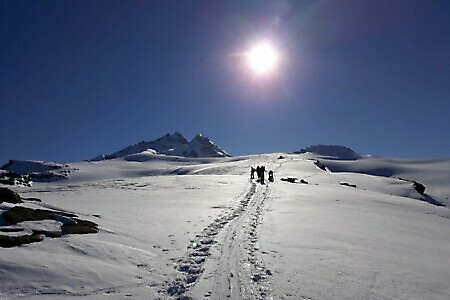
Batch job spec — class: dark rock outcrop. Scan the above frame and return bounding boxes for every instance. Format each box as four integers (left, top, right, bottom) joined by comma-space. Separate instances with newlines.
0, 234, 44, 248
62, 218, 98, 235
340, 182, 357, 188
0, 187, 23, 204
281, 177, 297, 183
3, 207, 98, 235
3, 206, 76, 224
413, 181, 426, 195
1, 200, 98, 247
314, 160, 327, 171
0, 170, 31, 186
280, 177, 309, 184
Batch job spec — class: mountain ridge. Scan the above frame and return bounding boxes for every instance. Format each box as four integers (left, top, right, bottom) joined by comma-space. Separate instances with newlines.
294, 144, 363, 160
92, 132, 230, 161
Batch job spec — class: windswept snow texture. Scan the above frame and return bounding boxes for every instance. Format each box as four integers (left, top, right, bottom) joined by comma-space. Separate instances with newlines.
1, 153, 450, 299
92, 132, 230, 160
296, 144, 363, 160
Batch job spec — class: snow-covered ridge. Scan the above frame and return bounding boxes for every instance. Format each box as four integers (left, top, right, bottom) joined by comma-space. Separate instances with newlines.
295, 144, 363, 160
92, 132, 230, 161
0, 160, 74, 182
1, 160, 64, 175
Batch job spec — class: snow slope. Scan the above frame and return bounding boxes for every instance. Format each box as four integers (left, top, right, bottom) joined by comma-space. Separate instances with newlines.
317, 156, 450, 207
1, 152, 450, 299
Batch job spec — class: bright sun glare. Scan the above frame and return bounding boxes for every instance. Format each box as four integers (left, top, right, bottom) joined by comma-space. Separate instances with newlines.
247, 42, 279, 75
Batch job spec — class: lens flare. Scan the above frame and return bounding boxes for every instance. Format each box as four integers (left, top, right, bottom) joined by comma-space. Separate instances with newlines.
247, 42, 279, 74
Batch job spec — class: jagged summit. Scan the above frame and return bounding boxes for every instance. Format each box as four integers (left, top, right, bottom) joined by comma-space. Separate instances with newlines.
92, 132, 230, 161
295, 144, 363, 160
154, 132, 189, 145
188, 134, 229, 158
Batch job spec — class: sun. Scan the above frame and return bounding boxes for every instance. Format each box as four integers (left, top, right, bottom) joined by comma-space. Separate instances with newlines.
247, 42, 279, 75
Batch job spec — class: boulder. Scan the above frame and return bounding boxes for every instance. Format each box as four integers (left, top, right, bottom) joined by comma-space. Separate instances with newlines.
281, 177, 297, 183
0, 234, 44, 248
0, 187, 23, 204
3, 206, 76, 225
340, 182, 357, 188
62, 218, 98, 235
413, 181, 426, 195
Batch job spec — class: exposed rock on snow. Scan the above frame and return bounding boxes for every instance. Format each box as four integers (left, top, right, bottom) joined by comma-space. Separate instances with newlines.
3, 206, 76, 224
314, 159, 327, 171
92, 132, 230, 161
280, 177, 308, 184
413, 181, 426, 195
0, 233, 43, 248
0, 187, 23, 204
0, 191, 98, 248
340, 182, 357, 188
398, 178, 426, 195
280, 177, 297, 183
295, 144, 363, 160
0, 170, 31, 186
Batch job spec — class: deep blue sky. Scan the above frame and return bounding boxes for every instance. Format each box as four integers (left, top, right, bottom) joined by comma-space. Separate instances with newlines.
1, 0, 449, 163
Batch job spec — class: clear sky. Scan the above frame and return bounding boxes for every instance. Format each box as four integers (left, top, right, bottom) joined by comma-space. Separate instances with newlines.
1, 0, 449, 163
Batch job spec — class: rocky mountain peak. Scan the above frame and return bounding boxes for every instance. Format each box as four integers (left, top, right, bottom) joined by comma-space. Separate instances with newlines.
92, 132, 230, 160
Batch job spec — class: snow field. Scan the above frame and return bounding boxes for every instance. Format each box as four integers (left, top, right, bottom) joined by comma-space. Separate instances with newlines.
1, 152, 450, 299
261, 157, 450, 300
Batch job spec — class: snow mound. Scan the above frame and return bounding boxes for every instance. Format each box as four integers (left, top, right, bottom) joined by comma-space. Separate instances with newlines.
1, 160, 64, 175
92, 132, 230, 161
295, 145, 363, 160
0, 160, 73, 182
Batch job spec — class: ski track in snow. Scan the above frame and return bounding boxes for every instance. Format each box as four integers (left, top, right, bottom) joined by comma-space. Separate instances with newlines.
211, 181, 271, 299
161, 179, 272, 299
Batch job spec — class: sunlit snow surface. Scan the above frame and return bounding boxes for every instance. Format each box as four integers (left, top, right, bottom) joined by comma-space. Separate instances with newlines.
1, 153, 450, 299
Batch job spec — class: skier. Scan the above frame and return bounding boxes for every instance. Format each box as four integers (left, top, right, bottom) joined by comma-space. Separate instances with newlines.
268, 170, 274, 182
256, 166, 261, 182
250, 167, 256, 179
260, 166, 266, 184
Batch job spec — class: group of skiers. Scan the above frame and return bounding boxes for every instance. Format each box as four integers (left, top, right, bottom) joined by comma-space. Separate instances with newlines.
250, 166, 274, 184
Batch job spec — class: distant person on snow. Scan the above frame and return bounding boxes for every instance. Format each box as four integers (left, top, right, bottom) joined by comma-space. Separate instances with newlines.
268, 170, 274, 182
260, 166, 266, 184
256, 166, 261, 181
250, 167, 256, 179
